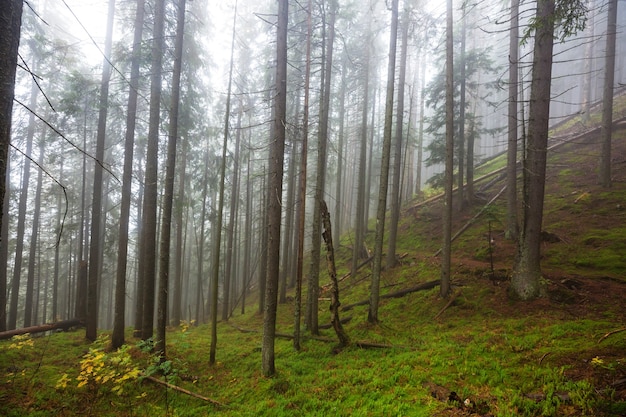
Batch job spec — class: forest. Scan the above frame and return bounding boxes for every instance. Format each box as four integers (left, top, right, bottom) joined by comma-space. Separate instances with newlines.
0, 0, 625, 415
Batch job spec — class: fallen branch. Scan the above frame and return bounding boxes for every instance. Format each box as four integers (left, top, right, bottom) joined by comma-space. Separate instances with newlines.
144, 375, 225, 407
434, 185, 507, 257
598, 327, 626, 343
318, 316, 352, 330
0, 318, 84, 340
228, 324, 394, 349
341, 280, 441, 312
434, 290, 461, 320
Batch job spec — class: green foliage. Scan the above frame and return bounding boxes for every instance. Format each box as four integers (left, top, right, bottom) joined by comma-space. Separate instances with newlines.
72, 335, 141, 395
521, 0, 587, 46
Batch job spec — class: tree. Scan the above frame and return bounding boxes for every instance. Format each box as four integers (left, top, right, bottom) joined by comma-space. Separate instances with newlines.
387, 2, 411, 270
112, 0, 146, 351
369, 0, 399, 324
307, 0, 337, 335
511, 0, 586, 300
23, 138, 44, 327
211, 0, 237, 365
440, 0, 453, 298
140, 0, 166, 341
262, 0, 287, 377
294, 0, 312, 352
351, 15, 372, 278
8, 65, 37, 330
156, 0, 187, 360
598, 0, 617, 187
86, 0, 116, 341
0, 0, 23, 331
506, 0, 520, 241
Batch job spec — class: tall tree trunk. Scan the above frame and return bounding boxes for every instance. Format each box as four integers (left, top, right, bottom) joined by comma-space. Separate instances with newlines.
8, 67, 37, 330
172, 138, 187, 326
210, 1, 237, 365
294, 0, 312, 352
598, 0, 617, 187
415, 56, 426, 195
307, 0, 337, 335
194, 155, 208, 325
511, 0, 556, 300
351, 19, 371, 278
440, 0, 454, 298
387, 4, 410, 269
580, 0, 595, 125
140, 0, 166, 341
457, 5, 466, 210
0, 157, 9, 331
223, 105, 242, 318
86, 0, 115, 342
368, 0, 399, 324
24, 139, 45, 327
333, 54, 347, 247
52, 160, 64, 322
279, 132, 295, 303
112, 0, 145, 350
506, 0, 520, 240
0, 0, 23, 332
262, 0, 287, 377
156, 0, 186, 359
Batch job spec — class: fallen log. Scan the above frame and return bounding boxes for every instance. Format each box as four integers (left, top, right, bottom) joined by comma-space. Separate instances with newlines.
0, 318, 84, 340
341, 279, 441, 312
144, 375, 225, 407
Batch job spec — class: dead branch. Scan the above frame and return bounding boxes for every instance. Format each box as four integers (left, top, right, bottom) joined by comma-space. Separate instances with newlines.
144, 375, 225, 407
341, 279, 441, 312
0, 318, 84, 340
434, 290, 461, 320
598, 327, 626, 343
434, 185, 507, 257
320, 200, 350, 348
318, 316, 352, 330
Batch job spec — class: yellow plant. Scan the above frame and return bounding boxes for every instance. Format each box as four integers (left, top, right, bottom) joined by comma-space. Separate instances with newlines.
69, 335, 141, 395
8, 333, 34, 350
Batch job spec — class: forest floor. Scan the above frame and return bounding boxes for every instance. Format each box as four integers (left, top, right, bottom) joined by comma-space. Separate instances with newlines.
1, 115, 626, 415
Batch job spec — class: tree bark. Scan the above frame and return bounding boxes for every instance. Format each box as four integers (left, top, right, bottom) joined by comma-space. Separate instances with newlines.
0, 318, 84, 340
506, 0, 520, 240
320, 201, 350, 348
294, 0, 312, 352
112, 0, 145, 350
440, 0, 454, 299
86, 0, 115, 341
307, 0, 336, 335
598, 0, 617, 187
351, 19, 371, 278
0, 0, 23, 332
156, 0, 186, 360
369, 0, 399, 324
211, 1, 237, 364
140, 0, 166, 340
262, 0, 288, 377
511, 0, 556, 300
387, 4, 410, 270
24, 138, 44, 327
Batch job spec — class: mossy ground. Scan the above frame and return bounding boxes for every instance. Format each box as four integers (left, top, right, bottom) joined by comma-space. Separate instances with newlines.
2, 104, 626, 416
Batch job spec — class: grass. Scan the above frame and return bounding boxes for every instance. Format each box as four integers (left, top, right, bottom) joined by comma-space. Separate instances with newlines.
2, 97, 626, 417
